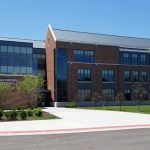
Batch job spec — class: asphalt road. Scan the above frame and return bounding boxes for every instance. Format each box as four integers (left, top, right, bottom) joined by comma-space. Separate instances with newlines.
0, 128, 150, 150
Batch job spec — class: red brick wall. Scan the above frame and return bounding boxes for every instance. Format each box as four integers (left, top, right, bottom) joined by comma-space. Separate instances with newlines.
0, 76, 27, 108
45, 26, 56, 101
55, 41, 150, 101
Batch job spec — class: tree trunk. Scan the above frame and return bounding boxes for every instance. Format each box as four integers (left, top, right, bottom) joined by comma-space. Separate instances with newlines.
138, 100, 141, 112
120, 101, 122, 111
107, 100, 108, 110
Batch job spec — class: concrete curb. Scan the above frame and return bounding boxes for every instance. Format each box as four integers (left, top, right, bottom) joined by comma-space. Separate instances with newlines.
1, 124, 150, 136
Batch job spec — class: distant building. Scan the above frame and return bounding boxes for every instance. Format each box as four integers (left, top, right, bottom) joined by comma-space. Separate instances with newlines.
46, 25, 150, 106
1, 25, 150, 107
0, 37, 48, 107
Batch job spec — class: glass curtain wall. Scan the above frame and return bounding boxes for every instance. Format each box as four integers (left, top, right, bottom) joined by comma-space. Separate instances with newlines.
55, 48, 68, 102
0, 45, 32, 74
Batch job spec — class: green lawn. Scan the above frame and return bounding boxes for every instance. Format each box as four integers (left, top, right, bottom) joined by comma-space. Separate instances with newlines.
27, 113, 59, 120
1, 111, 59, 122
80, 105, 150, 114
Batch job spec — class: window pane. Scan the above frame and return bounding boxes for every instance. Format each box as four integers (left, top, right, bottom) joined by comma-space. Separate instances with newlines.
132, 53, 138, 64
27, 67, 32, 74
14, 47, 20, 53
26, 54, 32, 67
1, 66, 7, 73
20, 53, 27, 67
74, 49, 94, 63
125, 89, 131, 100
14, 53, 20, 66
133, 71, 139, 82
20, 47, 26, 53
78, 68, 91, 81
8, 46, 13, 52
7, 53, 14, 66
142, 71, 147, 82
14, 67, 20, 74
1, 52, 7, 66
78, 89, 91, 101
103, 88, 115, 100
20, 67, 26, 74
1, 46, 7, 52
8, 66, 14, 74
124, 70, 130, 82
102, 70, 114, 82
26, 47, 32, 54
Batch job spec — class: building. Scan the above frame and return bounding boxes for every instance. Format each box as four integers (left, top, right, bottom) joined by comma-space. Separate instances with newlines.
0, 37, 49, 107
46, 25, 150, 106
1, 25, 150, 107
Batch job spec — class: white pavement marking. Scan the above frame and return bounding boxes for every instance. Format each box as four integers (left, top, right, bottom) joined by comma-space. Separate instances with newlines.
0, 107, 150, 136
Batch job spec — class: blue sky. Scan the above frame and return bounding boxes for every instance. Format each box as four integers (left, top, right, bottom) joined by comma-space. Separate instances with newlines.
0, 0, 150, 40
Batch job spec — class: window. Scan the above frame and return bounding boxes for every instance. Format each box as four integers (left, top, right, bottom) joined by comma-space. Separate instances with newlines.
26, 47, 32, 54
7, 53, 14, 66
78, 89, 91, 101
14, 67, 20, 74
8, 46, 13, 52
133, 71, 139, 82
142, 71, 147, 82
1, 46, 7, 52
38, 70, 45, 76
74, 50, 94, 63
125, 89, 131, 100
140, 54, 146, 65
14, 47, 20, 53
20, 47, 26, 54
14, 53, 20, 66
102, 70, 114, 82
1, 52, 7, 66
1, 66, 7, 73
78, 68, 91, 81
8, 66, 13, 74
132, 53, 138, 65
103, 89, 115, 100
20, 67, 26, 74
27, 67, 32, 74
0, 45, 33, 75
123, 52, 129, 64
124, 70, 130, 82
144, 88, 148, 100
120, 50, 149, 65
20, 53, 27, 67
26, 54, 32, 67
55, 48, 68, 102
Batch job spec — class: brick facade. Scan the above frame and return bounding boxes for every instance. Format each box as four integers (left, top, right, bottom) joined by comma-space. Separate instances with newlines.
46, 27, 150, 103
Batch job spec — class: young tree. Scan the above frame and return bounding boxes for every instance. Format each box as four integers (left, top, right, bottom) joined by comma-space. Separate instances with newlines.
17, 75, 44, 107
91, 92, 101, 107
132, 83, 146, 111
0, 82, 12, 108
102, 93, 110, 110
115, 91, 124, 111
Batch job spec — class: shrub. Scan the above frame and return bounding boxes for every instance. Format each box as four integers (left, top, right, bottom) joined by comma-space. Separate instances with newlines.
0, 109, 3, 120
16, 106, 24, 110
20, 111, 27, 120
11, 110, 18, 120
11, 106, 17, 111
34, 108, 42, 117
5, 110, 18, 120
64, 102, 77, 108
4, 111, 11, 120
26, 108, 34, 117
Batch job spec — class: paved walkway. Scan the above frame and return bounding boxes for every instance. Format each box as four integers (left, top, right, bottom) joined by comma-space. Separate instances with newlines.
0, 107, 150, 136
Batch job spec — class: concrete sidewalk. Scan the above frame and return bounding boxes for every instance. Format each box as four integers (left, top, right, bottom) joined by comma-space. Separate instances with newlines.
0, 107, 150, 136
